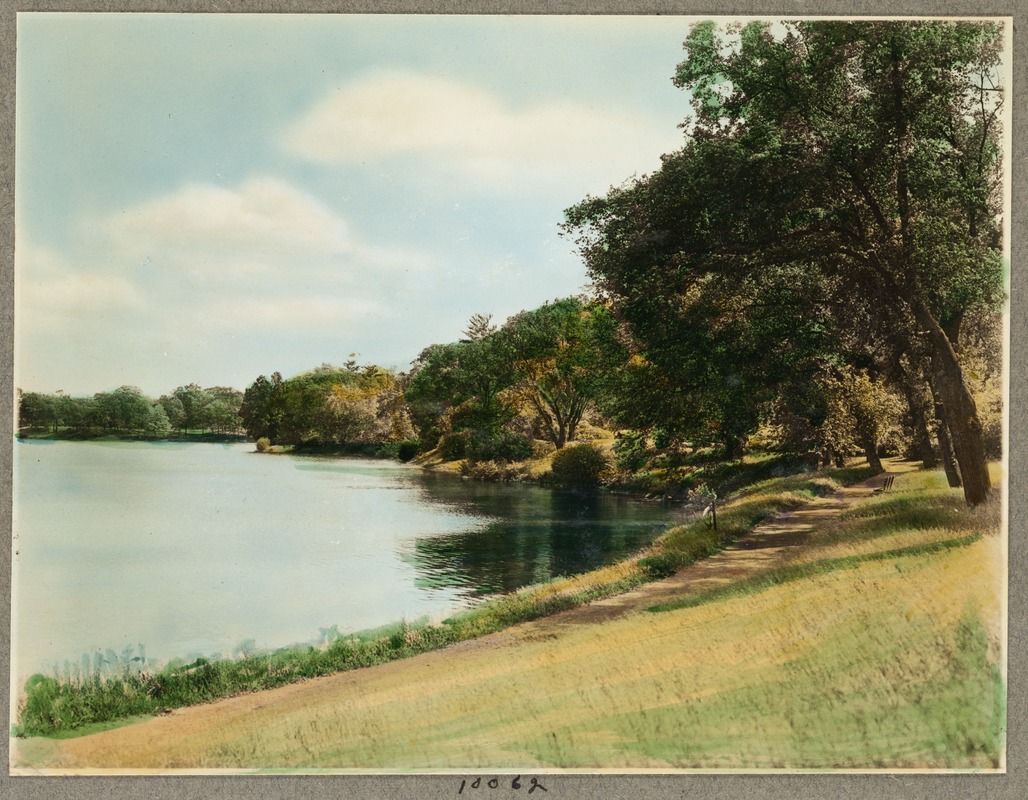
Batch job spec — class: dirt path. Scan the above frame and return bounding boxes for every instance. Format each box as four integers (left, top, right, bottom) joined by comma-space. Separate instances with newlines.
516, 463, 916, 633
13, 463, 918, 771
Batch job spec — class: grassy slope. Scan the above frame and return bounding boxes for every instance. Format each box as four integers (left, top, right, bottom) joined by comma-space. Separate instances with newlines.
15, 463, 1004, 771
10, 465, 847, 739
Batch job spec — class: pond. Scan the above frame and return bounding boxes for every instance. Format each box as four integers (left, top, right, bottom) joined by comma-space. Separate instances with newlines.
11, 441, 685, 681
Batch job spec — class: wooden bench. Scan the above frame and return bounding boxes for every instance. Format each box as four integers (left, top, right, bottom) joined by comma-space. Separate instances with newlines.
872, 474, 895, 494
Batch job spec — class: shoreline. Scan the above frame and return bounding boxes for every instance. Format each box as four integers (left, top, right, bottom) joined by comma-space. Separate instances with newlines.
12, 460, 1005, 770
11, 460, 882, 740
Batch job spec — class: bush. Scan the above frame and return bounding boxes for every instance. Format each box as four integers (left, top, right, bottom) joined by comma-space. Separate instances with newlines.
395, 439, 420, 462
652, 427, 674, 450
613, 430, 649, 472
439, 430, 470, 461
549, 443, 611, 488
459, 460, 530, 481
466, 428, 533, 463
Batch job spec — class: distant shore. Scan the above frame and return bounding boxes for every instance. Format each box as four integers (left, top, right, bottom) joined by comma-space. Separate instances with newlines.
16, 429, 250, 444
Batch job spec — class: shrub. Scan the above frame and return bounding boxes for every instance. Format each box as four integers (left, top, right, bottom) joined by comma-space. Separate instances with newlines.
613, 430, 649, 472
549, 443, 611, 488
459, 460, 529, 481
395, 439, 420, 462
652, 427, 674, 450
466, 428, 533, 463
439, 430, 470, 461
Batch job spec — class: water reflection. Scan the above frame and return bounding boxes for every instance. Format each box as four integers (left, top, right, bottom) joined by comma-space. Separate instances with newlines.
406, 473, 683, 597
13, 443, 685, 677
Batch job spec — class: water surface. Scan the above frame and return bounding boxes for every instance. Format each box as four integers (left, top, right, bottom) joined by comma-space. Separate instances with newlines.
12, 441, 682, 680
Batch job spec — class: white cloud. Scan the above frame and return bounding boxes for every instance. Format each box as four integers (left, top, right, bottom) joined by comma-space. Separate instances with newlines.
15, 176, 441, 393
15, 242, 144, 321
282, 70, 681, 190
106, 176, 353, 274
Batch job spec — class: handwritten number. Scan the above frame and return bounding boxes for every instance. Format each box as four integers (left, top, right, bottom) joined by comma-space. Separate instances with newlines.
459, 774, 546, 794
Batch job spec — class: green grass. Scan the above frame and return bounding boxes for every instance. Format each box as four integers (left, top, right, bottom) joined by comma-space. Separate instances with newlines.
637, 471, 851, 578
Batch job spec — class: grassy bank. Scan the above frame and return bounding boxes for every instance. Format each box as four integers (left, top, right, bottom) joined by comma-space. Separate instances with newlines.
17, 462, 1003, 770
12, 463, 871, 739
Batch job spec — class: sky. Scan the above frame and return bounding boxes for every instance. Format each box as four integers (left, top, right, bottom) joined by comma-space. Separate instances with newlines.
14, 13, 701, 396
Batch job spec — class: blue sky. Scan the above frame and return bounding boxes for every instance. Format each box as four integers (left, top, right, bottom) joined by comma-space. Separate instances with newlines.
15, 13, 700, 395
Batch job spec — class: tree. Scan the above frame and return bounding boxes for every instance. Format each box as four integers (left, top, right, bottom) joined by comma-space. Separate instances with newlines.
239, 374, 282, 441
463, 313, 497, 341
240, 365, 412, 447
406, 329, 519, 449
566, 20, 1004, 503
173, 384, 215, 433
500, 298, 623, 449
158, 394, 187, 434
91, 386, 152, 432
816, 365, 903, 472
144, 403, 173, 437
17, 391, 55, 432
204, 386, 244, 434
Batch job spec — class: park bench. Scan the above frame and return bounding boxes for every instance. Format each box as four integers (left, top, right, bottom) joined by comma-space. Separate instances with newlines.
873, 474, 895, 494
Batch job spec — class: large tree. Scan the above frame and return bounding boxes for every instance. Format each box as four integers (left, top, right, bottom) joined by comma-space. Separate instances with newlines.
500, 298, 622, 449
405, 325, 519, 448
566, 20, 1004, 503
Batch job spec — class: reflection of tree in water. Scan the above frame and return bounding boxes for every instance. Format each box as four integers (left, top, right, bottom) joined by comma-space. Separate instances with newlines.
409, 475, 672, 597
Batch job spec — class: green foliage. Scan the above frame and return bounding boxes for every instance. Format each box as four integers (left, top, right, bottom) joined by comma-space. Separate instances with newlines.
239, 365, 411, 449
565, 19, 1004, 502
438, 431, 469, 461
500, 298, 625, 449
17, 385, 236, 439
394, 439, 420, 462
407, 302, 625, 456
613, 430, 650, 472
547, 443, 611, 488
466, 428, 533, 463
406, 331, 518, 449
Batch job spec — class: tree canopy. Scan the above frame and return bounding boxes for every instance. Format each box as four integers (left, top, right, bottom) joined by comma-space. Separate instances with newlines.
565, 19, 1004, 503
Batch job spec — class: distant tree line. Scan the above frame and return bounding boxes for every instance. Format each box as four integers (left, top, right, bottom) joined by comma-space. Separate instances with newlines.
17, 384, 244, 438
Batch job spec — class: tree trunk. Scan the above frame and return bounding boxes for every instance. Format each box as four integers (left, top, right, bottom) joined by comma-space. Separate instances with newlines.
857, 428, 883, 473
900, 374, 938, 468
932, 394, 962, 489
912, 298, 990, 504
